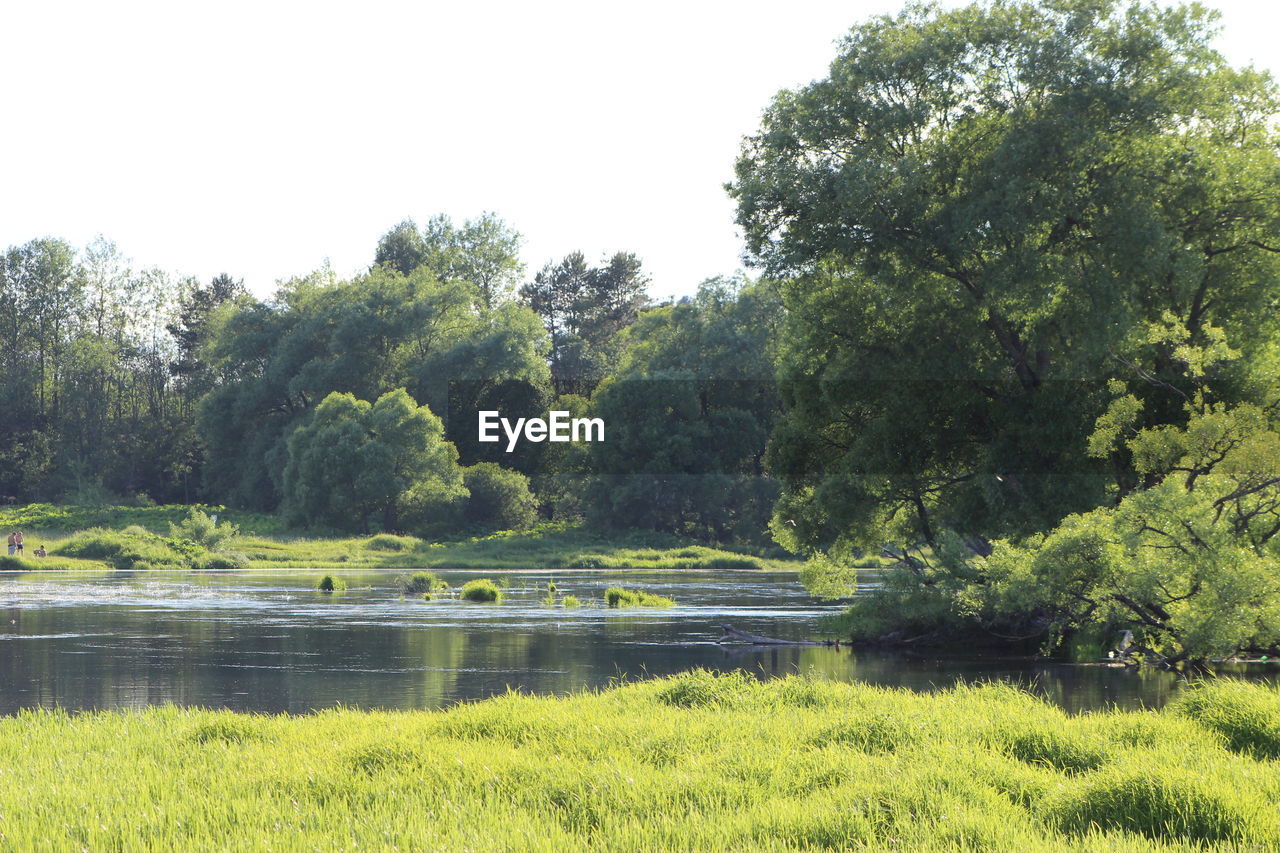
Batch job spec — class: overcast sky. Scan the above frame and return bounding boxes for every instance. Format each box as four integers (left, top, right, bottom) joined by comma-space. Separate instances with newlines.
3, 0, 1276, 302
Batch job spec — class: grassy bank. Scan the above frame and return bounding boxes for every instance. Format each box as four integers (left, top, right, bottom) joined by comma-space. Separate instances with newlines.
0, 674, 1277, 850
0, 504, 796, 572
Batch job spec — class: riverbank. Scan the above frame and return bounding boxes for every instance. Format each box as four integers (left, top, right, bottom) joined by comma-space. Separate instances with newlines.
0, 672, 1276, 850
0, 504, 798, 572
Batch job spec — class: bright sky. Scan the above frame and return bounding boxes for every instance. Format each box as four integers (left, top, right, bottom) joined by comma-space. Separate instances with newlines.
2, 1, 1276, 302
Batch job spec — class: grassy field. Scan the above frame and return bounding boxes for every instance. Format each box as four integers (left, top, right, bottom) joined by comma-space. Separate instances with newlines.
0, 504, 797, 572
0, 673, 1277, 850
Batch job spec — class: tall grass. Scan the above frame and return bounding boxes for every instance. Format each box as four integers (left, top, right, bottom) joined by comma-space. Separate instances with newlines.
605, 587, 675, 608
0, 675, 1277, 850
460, 578, 502, 602
11, 509, 799, 572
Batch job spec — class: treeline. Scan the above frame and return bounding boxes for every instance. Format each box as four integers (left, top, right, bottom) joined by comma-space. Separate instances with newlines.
0, 215, 782, 544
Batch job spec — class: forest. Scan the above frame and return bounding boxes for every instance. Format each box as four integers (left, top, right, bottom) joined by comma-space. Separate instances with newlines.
3, 0, 1279, 664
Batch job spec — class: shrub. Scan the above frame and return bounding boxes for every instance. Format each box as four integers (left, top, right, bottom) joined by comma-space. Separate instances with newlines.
1173, 680, 1280, 759
460, 578, 502, 602
397, 571, 446, 595
55, 528, 193, 571
604, 587, 675, 608
562, 595, 581, 608
566, 555, 605, 569
199, 552, 249, 570
169, 508, 239, 552
316, 574, 347, 592
461, 464, 538, 531
367, 534, 421, 552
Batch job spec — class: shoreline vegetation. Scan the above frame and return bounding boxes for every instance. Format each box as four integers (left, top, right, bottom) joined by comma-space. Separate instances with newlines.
0, 672, 1277, 850
0, 503, 804, 574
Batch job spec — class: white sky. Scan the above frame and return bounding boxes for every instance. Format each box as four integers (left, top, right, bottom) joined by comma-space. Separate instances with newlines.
2, 1, 1276, 302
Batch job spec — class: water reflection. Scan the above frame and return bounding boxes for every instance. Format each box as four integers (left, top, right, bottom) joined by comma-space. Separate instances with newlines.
0, 570, 1275, 715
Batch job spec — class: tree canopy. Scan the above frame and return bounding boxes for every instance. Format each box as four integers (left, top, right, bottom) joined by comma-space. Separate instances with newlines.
731, 0, 1280, 558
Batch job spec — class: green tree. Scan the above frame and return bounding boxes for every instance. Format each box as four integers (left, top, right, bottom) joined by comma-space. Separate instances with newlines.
282, 389, 463, 532
581, 278, 783, 541
374, 213, 525, 308
461, 463, 538, 531
730, 0, 1280, 560
521, 251, 650, 393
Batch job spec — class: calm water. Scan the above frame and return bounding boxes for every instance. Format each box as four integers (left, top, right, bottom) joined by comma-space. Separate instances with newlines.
0, 569, 1275, 715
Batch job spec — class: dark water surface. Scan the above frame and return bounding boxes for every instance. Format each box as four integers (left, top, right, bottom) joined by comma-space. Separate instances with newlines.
1, 569, 1275, 714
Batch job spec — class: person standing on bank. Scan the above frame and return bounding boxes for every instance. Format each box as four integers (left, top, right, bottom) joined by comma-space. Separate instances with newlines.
14, 531, 23, 556
6, 532, 14, 556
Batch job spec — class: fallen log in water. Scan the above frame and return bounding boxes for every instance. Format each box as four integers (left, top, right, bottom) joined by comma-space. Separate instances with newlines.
716, 624, 833, 647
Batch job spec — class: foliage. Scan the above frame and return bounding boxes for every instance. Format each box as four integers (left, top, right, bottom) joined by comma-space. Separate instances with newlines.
732, 0, 1280, 560
282, 389, 465, 533
397, 571, 447, 595
460, 463, 537, 532
520, 250, 650, 394
366, 534, 421, 552
460, 578, 502, 602
54, 527, 203, 571
374, 213, 525, 308
0, 503, 281, 535
199, 263, 548, 511
2, 675, 1278, 849
604, 587, 675, 608
580, 278, 783, 543
169, 508, 239, 552
315, 574, 346, 592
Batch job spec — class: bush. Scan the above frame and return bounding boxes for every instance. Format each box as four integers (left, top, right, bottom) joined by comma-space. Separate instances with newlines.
55, 528, 195, 571
316, 574, 347, 592
199, 552, 249, 570
397, 571, 446, 595
460, 578, 502, 602
604, 587, 675, 608
169, 508, 239, 552
462, 464, 538, 531
561, 595, 581, 608
367, 534, 421, 552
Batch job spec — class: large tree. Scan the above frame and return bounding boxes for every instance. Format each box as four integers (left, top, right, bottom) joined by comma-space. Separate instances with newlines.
282, 388, 464, 532
374, 213, 525, 308
730, 0, 1280, 559
521, 251, 650, 394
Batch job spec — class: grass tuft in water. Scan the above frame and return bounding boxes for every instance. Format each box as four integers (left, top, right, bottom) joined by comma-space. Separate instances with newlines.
396, 571, 446, 595
316, 574, 347, 592
605, 587, 675, 608
460, 578, 502, 602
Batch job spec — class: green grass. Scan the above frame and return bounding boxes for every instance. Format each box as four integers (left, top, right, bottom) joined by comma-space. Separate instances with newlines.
1, 507, 798, 572
604, 586, 676, 608
460, 578, 502, 602
315, 574, 347, 592
0, 674, 1277, 850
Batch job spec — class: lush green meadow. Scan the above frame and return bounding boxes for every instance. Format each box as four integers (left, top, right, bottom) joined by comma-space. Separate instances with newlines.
0, 673, 1275, 850
0, 504, 795, 573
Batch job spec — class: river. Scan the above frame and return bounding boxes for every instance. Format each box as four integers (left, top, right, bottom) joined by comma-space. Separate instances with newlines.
1, 569, 1275, 714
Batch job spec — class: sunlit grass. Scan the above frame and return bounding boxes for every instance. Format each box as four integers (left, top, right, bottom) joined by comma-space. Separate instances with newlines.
2, 510, 798, 573
605, 586, 676, 607
0, 674, 1276, 850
